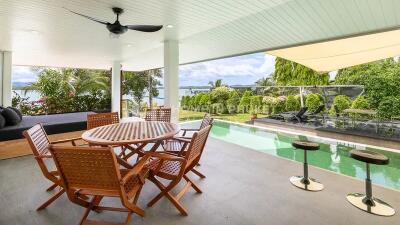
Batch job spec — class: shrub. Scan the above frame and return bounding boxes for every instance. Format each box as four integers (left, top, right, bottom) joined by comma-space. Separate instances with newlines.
262, 96, 275, 115
377, 96, 400, 119
199, 93, 211, 112
329, 95, 351, 116
238, 91, 252, 113
285, 95, 301, 112
210, 103, 225, 114
273, 96, 287, 114
350, 96, 371, 119
351, 96, 370, 109
305, 93, 324, 112
180, 96, 190, 110
250, 95, 263, 114
226, 90, 240, 114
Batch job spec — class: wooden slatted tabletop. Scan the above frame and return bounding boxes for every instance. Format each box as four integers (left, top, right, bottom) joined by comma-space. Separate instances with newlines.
82, 121, 180, 146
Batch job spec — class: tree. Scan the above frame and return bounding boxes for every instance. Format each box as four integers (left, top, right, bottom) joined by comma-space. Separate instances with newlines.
238, 91, 252, 113
23, 68, 111, 113
272, 57, 329, 86
255, 77, 275, 86
122, 71, 148, 114
208, 79, 223, 89
146, 69, 162, 108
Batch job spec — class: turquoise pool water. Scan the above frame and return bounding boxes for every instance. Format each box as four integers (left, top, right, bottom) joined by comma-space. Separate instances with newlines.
207, 120, 400, 190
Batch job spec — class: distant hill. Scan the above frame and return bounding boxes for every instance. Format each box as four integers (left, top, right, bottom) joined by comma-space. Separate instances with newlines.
12, 82, 31, 89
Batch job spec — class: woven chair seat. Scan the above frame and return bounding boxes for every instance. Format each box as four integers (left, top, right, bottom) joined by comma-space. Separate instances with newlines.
146, 159, 183, 180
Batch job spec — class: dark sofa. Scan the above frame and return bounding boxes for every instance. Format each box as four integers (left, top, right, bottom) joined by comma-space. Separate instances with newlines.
0, 112, 95, 141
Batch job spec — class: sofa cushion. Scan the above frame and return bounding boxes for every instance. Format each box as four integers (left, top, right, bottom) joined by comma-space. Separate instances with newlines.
1, 108, 21, 126
0, 114, 5, 129
9, 107, 23, 120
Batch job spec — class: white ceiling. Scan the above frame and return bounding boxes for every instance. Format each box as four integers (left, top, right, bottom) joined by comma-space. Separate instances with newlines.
0, 0, 400, 71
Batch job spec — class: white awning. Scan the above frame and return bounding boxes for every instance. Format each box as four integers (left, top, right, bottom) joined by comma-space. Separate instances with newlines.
267, 29, 400, 72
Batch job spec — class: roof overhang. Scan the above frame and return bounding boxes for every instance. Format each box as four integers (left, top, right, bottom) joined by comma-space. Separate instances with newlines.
1, 0, 400, 71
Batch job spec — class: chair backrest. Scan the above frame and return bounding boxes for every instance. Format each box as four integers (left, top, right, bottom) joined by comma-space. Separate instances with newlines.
23, 124, 56, 182
184, 125, 212, 169
87, 112, 119, 129
199, 113, 214, 129
145, 108, 171, 122
49, 146, 121, 193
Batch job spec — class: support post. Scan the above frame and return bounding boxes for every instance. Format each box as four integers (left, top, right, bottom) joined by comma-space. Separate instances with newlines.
0, 51, 12, 107
164, 40, 179, 123
111, 61, 121, 116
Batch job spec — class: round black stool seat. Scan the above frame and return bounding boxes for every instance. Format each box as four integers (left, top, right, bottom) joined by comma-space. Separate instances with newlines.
350, 149, 389, 165
347, 149, 394, 216
290, 140, 323, 191
292, 141, 320, 151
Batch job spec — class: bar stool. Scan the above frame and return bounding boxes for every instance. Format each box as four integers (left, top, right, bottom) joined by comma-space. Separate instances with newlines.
347, 149, 395, 216
290, 141, 324, 191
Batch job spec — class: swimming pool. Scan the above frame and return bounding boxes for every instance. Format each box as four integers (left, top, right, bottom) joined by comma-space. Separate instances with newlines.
200, 120, 400, 191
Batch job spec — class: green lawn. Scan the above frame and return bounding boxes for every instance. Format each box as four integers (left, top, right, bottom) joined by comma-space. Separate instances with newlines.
179, 110, 254, 123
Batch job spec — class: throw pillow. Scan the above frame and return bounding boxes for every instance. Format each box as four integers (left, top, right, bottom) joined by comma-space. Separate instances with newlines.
0, 114, 5, 128
1, 108, 21, 126
8, 107, 23, 120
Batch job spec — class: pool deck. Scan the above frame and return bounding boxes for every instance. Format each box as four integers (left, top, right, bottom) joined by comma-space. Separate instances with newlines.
1, 137, 400, 225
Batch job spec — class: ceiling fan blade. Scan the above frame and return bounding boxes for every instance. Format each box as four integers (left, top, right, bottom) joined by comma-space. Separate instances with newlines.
64, 8, 109, 25
126, 25, 163, 32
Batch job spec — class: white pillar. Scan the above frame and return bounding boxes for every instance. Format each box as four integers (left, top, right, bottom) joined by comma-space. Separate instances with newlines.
0, 51, 12, 107
111, 61, 121, 116
164, 40, 179, 123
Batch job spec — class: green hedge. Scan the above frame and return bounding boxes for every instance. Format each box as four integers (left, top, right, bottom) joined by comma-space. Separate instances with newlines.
305, 93, 324, 112
329, 95, 351, 116
285, 95, 300, 112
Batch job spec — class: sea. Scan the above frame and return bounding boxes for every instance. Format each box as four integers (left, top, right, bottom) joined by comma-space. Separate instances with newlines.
13, 87, 210, 106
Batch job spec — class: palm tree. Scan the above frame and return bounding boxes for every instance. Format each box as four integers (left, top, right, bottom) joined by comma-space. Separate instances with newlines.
208, 79, 223, 89
255, 76, 275, 87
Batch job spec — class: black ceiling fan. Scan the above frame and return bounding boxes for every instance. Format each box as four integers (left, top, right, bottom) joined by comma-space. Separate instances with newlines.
65, 7, 163, 36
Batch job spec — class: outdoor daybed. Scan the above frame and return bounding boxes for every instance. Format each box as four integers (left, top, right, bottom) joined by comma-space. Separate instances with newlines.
0, 112, 94, 159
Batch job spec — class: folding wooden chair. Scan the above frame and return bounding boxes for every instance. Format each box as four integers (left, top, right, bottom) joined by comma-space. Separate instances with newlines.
87, 112, 133, 157
163, 113, 213, 155
49, 145, 151, 225
163, 114, 213, 179
23, 124, 82, 210
87, 112, 120, 129
144, 108, 171, 122
146, 125, 212, 216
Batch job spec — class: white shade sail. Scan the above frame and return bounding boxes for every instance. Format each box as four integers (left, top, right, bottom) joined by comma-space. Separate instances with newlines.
267, 29, 400, 72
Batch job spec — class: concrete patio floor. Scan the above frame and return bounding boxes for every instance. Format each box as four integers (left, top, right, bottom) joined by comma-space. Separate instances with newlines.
1, 137, 400, 225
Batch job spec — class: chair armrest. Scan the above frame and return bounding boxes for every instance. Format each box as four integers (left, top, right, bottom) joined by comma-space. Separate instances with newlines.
181, 128, 199, 131
121, 154, 152, 184
172, 137, 191, 143
51, 137, 83, 146
181, 128, 199, 136
35, 154, 53, 159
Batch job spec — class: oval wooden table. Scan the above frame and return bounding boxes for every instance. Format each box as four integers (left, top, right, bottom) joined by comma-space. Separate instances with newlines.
82, 121, 180, 168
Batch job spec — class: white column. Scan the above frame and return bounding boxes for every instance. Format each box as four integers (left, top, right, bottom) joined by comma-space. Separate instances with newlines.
111, 61, 121, 116
164, 40, 179, 123
0, 51, 12, 107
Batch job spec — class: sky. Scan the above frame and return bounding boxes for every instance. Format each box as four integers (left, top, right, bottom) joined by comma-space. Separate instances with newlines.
12, 52, 334, 86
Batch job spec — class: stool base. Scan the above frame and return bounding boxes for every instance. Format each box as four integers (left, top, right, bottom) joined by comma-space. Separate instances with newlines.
346, 193, 395, 216
289, 176, 324, 191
